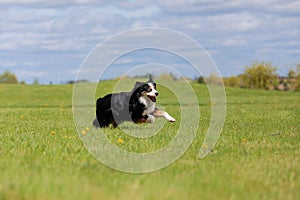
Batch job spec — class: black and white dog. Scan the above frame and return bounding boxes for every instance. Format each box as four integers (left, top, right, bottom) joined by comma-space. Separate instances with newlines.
93, 75, 175, 128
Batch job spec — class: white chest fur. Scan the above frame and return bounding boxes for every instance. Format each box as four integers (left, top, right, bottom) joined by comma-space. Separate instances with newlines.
139, 96, 155, 115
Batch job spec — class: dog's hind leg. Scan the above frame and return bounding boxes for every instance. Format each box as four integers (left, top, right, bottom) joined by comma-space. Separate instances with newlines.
112, 122, 118, 128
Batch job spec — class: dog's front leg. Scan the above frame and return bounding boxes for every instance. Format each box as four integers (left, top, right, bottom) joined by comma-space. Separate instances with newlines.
145, 114, 155, 123
133, 114, 155, 123
152, 109, 176, 122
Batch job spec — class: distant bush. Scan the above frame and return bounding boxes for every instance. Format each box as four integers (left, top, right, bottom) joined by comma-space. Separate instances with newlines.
196, 76, 205, 84
295, 76, 300, 92
242, 62, 278, 90
0, 70, 18, 84
205, 74, 223, 85
279, 65, 300, 91
223, 76, 242, 88
196, 62, 300, 92
196, 74, 223, 85
66, 79, 90, 84
33, 78, 39, 85
293, 64, 300, 92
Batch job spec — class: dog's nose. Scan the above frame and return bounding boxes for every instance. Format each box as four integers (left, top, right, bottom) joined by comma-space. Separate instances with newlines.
155, 92, 159, 96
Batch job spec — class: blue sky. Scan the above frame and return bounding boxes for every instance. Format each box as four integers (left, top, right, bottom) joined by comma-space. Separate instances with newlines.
0, 0, 299, 84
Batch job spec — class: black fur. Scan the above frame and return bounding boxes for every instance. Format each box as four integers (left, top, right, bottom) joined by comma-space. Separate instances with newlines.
93, 80, 155, 128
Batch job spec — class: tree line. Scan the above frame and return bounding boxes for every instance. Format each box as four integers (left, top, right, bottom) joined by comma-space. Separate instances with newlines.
1, 62, 300, 91
221, 62, 300, 91
196, 62, 300, 91
0, 70, 39, 84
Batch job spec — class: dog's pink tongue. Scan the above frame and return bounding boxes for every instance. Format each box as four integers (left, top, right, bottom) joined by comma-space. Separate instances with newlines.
152, 96, 156, 102
148, 95, 156, 102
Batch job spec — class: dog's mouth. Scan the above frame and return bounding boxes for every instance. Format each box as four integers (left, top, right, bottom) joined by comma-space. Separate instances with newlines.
147, 95, 156, 102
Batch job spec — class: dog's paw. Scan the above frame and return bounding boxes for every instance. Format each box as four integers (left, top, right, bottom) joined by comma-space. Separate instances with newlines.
167, 116, 176, 122
147, 115, 155, 123
162, 112, 176, 122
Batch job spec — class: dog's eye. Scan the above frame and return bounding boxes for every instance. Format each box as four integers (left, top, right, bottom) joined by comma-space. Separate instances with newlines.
147, 88, 152, 92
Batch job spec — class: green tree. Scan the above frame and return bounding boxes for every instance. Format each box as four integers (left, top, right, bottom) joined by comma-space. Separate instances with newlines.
242, 62, 278, 90
0, 70, 18, 84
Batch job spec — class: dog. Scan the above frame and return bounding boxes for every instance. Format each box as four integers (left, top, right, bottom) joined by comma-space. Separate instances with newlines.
93, 75, 175, 128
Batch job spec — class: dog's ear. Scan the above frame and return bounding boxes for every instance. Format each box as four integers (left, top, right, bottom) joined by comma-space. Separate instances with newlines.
134, 81, 144, 89
147, 74, 154, 83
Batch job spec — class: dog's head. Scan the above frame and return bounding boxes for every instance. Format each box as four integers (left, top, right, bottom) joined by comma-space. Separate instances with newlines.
133, 75, 159, 102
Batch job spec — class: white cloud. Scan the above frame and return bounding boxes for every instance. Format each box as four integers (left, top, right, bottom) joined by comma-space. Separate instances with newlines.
0, 0, 103, 6
0, 41, 17, 50
206, 13, 261, 32
1, 61, 18, 67
222, 37, 248, 46
272, 0, 300, 13
16, 69, 46, 78
40, 39, 87, 51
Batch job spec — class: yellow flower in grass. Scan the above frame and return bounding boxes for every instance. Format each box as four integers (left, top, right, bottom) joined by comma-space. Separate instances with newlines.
242, 138, 247, 143
81, 127, 90, 135
51, 131, 56, 135
81, 130, 87, 135
117, 138, 124, 144
20, 115, 25, 119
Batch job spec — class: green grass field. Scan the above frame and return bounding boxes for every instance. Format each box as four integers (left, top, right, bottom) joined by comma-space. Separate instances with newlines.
0, 81, 299, 200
